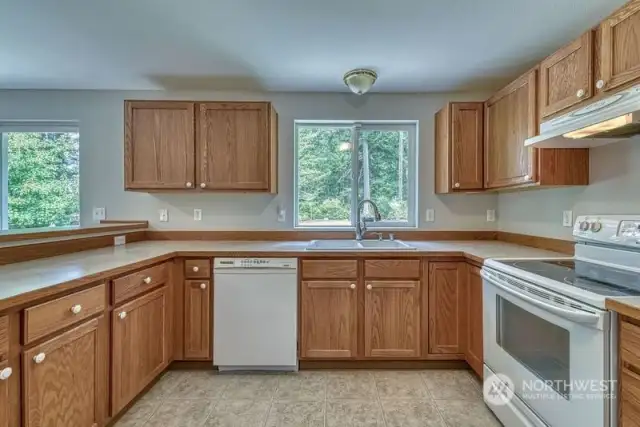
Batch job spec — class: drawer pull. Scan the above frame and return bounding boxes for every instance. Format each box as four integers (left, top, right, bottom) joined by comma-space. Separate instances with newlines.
596, 80, 605, 90
200, 283, 207, 290
118, 311, 127, 320
367, 284, 373, 290
70, 304, 82, 315
350, 283, 356, 289
33, 353, 46, 364
576, 89, 586, 98
143, 277, 152, 284
193, 266, 200, 272
186, 182, 193, 188
0, 367, 12, 380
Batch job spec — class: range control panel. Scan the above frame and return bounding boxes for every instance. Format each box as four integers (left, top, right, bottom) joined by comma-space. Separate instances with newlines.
574, 215, 640, 247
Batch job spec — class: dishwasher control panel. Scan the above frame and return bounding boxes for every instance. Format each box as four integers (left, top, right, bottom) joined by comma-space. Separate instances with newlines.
214, 258, 297, 269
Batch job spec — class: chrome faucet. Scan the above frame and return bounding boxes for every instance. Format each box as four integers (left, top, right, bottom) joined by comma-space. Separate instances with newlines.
355, 199, 382, 241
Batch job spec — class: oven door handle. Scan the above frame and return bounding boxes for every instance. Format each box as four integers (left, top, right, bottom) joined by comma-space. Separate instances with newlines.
482, 272, 601, 325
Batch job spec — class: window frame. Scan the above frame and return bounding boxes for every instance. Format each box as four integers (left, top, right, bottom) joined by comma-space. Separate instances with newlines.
293, 120, 418, 230
0, 121, 80, 231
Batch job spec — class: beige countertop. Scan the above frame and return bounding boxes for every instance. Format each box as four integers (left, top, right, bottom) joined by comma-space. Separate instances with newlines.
0, 240, 566, 311
606, 296, 640, 319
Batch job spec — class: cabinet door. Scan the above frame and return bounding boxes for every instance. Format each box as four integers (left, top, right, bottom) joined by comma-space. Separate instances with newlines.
540, 31, 593, 118
466, 265, 483, 378
0, 361, 10, 427
184, 280, 212, 360
485, 70, 538, 188
300, 281, 358, 359
364, 280, 420, 358
23, 317, 106, 427
196, 102, 275, 192
112, 287, 168, 415
600, 0, 640, 92
428, 262, 466, 355
125, 101, 195, 190
451, 103, 484, 191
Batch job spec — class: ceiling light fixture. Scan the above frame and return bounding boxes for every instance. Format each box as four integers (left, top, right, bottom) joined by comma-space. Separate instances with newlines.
343, 69, 378, 95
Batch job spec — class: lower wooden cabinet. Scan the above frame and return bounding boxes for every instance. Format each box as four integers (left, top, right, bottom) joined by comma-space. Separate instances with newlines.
184, 279, 212, 360
112, 286, 169, 415
428, 262, 466, 356
0, 360, 8, 427
364, 280, 421, 358
300, 280, 358, 359
466, 265, 483, 377
23, 317, 107, 427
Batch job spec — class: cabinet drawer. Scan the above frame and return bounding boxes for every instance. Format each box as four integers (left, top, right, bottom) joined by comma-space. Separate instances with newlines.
621, 321, 640, 368
0, 315, 7, 363
364, 260, 421, 278
113, 263, 168, 305
24, 284, 105, 344
621, 367, 640, 425
301, 260, 358, 279
185, 259, 211, 279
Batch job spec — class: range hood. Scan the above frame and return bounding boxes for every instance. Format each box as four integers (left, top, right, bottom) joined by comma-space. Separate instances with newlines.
525, 84, 640, 148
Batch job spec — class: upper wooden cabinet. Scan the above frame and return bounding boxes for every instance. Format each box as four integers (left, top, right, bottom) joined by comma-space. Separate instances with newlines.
125, 101, 196, 190
435, 102, 484, 193
485, 70, 539, 188
540, 31, 593, 118
600, 0, 640, 93
197, 102, 278, 193
125, 100, 278, 193
428, 262, 466, 356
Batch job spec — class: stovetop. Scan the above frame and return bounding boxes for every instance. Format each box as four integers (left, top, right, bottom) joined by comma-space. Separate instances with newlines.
497, 259, 640, 297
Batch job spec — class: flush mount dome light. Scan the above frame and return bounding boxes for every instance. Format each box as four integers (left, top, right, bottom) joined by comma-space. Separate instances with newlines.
343, 69, 378, 95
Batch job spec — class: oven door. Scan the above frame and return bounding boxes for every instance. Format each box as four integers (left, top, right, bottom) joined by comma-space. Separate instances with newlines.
482, 268, 612, 427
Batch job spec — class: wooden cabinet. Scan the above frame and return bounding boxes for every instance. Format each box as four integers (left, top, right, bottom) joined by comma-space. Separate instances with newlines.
0, 361, 8, 427
23, 317, 107, 427
428, 262, 466, 356
196, 102, 278, 192
300, 280, 358, 359
540, 31, 593, 118
619, 317, 640, 425
125, 101, 196, 190
184, 280, 212, 360
485, 69, 539, 188
435, 102, 484, 193
600, 0, 640, 93
112, 286, 169, 415
364, 280, 420, 358
466, 265, 483, 378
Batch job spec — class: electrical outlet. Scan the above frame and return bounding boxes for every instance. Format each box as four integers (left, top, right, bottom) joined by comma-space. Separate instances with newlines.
92, 207, 106, 221
194, 209, 202, 221
487, 209, 496, 222
159, 209, 169, 222
277, 207, 286, 223
563, 210, 573, 227
425, 209, 435, 222
114, 235, 126, 246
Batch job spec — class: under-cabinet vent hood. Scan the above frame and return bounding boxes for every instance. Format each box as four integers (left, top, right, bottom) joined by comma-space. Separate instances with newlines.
525, 84, 640, 148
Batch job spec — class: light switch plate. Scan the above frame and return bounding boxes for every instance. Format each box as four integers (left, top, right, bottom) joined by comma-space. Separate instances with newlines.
563, 210, 573, 227
487, 209, 496, 222
159, 209, 169, 222
194, 209, 202, 221
425, 209, 435, 222
277, 207, 286, 223
92, 207, 106, 221
114, 235, 126, 246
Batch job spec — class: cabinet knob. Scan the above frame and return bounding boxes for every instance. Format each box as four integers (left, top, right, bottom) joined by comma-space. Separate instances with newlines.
366, 284, 373, 290
350, 283, 356, 289
186, 182, 193, 188
70, 304, 82, 315
0, 367, 12, 380
200, 183, 206, 189
596, 80, 605, 90
143, 276, 152, 284
118, 311, 127, 320
454, 183, 460, 188
524, 175, 531, 181
33, 353, 46, 364
576, 89, 586, 98
193, 266, 199, 272
200, 283, 207, 290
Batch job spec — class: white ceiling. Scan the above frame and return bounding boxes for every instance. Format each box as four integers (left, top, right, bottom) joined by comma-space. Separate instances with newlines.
0, 0, 627, 92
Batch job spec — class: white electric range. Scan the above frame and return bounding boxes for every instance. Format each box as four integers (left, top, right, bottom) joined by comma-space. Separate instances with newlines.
481, 215, 640, 427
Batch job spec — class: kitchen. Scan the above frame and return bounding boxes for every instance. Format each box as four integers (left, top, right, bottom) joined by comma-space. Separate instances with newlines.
1, 0, 640, 426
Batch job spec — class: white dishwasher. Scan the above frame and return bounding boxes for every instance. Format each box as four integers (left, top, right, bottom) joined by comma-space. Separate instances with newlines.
213, 258, 298, 371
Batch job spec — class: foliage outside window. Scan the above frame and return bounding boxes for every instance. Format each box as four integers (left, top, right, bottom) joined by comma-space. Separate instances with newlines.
295, 121, 417, 228
0, 126, 80, 230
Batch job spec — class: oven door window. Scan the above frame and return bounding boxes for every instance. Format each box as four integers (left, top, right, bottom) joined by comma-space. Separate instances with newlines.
497, 295, 571, 399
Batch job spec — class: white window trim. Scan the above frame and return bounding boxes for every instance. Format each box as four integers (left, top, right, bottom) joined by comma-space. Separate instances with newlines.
294, 120, 419, 230
0, 122, 80, 231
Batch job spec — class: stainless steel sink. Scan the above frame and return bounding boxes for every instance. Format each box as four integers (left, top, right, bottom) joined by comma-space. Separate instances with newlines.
306, 239, 417, 251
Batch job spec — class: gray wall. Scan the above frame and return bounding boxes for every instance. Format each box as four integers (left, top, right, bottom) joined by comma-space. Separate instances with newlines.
0, 90, 497, 230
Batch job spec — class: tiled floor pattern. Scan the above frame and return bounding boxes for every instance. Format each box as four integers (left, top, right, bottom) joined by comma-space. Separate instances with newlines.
115, 369, 502, 427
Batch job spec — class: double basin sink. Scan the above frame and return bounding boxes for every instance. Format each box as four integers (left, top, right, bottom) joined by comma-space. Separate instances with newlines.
306, 239, 416, 251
